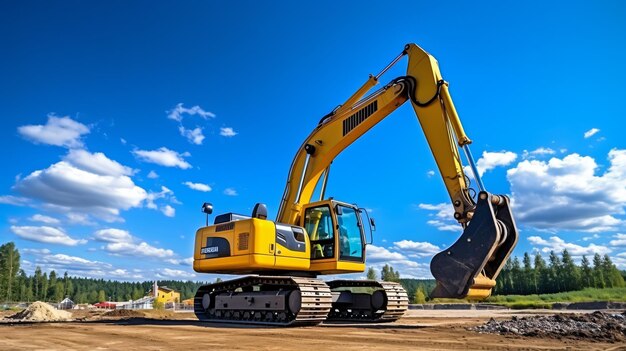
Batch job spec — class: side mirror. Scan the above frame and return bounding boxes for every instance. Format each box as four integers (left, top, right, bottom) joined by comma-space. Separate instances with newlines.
369, 218, 376, 231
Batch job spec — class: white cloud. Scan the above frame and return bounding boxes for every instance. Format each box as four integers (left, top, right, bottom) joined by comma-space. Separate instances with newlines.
120, 138, 127, 145
94, 227, 175, 259
507, 149, 626, 232
366, 245, 408, 262
166, 257, 194, 266
610, 233, 626, 247
37, 253, 110, 270
132, 147, 192, 169
582, 234, 600, 241
93, 228, 133, 243
65, 149, 135, 177
23, 249, 145, 279
18, 115, 90, 148
161, 205, 175, 217
426, 170, 435, 177
530, 147, 556, 156
183, 181, 211, 192
106, 241, 175, 259
22, 248, 51, 255
157, 268, 197, 279
14, 150, 147, 221
365, 245, 431, 279
29, 214, 60, 225
223, 188, 238, 196
0, 195, 30, 206
10, 225, 87, 246
468, 151, 517, 177
179, 126, 205, 145
146, 186, 174, 210
167, 103, 215, 122
66, 212, 95, 225
147, 170, 159, 179
528, 235, 611, 256
393, 240, 440, 258
522, 147, 556, 160
584, 128, 600, 139
220, 127, 237, 137
416, 203, 461, 232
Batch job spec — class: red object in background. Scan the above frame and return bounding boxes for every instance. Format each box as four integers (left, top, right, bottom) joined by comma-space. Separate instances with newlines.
93, 302, 116, 309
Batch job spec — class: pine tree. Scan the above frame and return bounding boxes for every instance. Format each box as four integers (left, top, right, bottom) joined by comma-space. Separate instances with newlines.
560, 249, 580, 291
602, 255, 625, 288
414, 286, 426, 304
33, 267, 42, 300
593, 253, 605, 288
498, 259, 513, 294
510, 257, 522, 293
63, 271, 69, 297
0, 242, 20, 301
17, 270, 28, 302
48, 270, 57, 301
533, 253, 547, 294
54, 282, 64, 302
381, 264, 400, 282
548, 251, 562, 293
522, 253, 534, 294
41, 272, 48, 301
97, 290, 106, 303
366, 267, 377, 280
580, 255, 593, 288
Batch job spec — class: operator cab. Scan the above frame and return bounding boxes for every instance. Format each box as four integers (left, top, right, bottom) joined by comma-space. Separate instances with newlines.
301, 200, 367, 264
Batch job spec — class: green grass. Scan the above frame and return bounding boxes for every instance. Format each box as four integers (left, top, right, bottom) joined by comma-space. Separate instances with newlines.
486, 287, 626, 309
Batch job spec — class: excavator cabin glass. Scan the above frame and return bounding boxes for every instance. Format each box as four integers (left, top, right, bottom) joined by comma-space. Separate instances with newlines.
304, 205, 334, 259
303, 203, 365, 262
336, 205, 365, 262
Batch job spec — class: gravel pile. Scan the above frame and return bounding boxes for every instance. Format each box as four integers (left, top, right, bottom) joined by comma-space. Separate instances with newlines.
470, 311, 626, 342
8, 301, 72, 322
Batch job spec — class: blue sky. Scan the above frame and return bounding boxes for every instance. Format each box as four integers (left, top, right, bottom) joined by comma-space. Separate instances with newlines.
1, 1, 625, 281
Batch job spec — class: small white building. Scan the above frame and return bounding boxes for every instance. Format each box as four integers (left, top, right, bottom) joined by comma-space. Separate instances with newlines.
57, 297, 75, 310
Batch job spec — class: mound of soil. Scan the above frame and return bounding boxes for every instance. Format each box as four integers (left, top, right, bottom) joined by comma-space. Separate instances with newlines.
470, 311, 626, 342
103, 309, 145, 318
8, 301, 72, 322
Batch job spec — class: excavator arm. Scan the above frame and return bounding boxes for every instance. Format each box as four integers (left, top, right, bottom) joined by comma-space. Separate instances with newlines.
276, 43, 518, 300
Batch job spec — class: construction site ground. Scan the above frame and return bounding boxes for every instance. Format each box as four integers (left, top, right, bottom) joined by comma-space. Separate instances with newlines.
1, 309, 625, 350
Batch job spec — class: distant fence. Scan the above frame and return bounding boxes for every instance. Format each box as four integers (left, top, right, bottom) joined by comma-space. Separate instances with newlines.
165, 302, 193, 311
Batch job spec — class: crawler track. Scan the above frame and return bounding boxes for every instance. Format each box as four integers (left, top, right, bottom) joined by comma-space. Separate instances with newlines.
327, 280, 409, 322
194, 276, 332, 326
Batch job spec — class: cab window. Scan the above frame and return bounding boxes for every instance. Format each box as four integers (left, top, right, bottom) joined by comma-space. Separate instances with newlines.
303, 205, 334, 259
336, 205, 364, 261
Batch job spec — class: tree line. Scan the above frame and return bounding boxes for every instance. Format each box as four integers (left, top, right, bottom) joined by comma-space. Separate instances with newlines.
0, 242, 206, 304
368, 250, 626, 303
494, 250, 625, 295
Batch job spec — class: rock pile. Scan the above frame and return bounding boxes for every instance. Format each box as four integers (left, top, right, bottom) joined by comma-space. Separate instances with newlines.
8, 301, 72, 322
471, 311, 626, 342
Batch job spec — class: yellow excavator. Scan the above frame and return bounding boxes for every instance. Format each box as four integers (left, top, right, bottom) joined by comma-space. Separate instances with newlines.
192, 43, 518, 326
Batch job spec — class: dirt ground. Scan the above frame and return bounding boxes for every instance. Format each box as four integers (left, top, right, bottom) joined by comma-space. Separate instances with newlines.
1, 309, 625, 351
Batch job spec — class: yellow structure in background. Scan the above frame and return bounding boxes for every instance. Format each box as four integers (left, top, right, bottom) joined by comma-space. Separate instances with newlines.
149, 285, 180, 304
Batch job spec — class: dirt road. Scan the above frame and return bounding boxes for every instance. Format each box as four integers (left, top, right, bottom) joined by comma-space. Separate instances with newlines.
1, 310, 624, 350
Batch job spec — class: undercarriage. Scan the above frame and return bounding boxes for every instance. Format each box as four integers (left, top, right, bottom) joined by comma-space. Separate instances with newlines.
194, 276, 408, 326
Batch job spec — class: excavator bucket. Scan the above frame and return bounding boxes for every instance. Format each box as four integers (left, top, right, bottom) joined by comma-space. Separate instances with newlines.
430, 191, 518, 300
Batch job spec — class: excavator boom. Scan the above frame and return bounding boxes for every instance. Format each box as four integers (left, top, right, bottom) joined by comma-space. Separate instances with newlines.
275, 43, 519, 299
